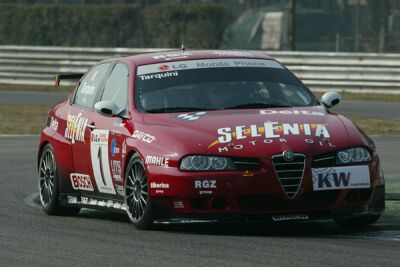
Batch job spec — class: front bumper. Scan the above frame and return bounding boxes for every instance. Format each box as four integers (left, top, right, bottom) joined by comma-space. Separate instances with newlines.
152, 185, 385, 223
148, 159, 385, 221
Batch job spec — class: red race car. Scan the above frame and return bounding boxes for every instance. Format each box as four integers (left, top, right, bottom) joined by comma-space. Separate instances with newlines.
37, 50, 385, 229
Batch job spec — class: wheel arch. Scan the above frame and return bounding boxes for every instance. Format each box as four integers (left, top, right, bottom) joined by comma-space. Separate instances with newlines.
37, 141, 50, 171
124, 149, 138, 177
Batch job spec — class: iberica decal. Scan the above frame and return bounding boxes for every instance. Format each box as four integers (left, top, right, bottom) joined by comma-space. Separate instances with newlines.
145, 156, 169, 167
209, 122, 331, 151
132, 130, 156, 143
70, 173, 94, 191
65, 112, 88, 144
150, 182, 170, 189
176, 112, 207, 121
312, 166, 370, 191
90, 130, 116, 194
150, 182, 170, 194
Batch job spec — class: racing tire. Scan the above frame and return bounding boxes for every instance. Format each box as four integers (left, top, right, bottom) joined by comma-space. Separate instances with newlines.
124, 153, 153, 230
334, 214, 381, 227
38, 143, 81, 216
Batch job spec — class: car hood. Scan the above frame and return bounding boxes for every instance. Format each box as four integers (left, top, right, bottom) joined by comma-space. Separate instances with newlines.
141, 106, 351, 158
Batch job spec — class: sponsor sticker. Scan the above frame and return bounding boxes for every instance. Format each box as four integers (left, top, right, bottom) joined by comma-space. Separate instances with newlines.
259, 109, 324, 116
90, 129, 116, 194
67, 196, 78, 204
137, 58, 283, 76
138, 71, 178, 81
79, 196, 126, 210
110, 138, 120, 157
90, 130, 108, 145
194, 180, 217, 189
272, 214, 309, 221
145, 156, 169, 167
111, 160, 122, 181
312, 166, 370, 191
152, 52, 192, 61
132, 130, 156, 143
70, 173, 94, 191
115, 184, 124, 196
150, 182, 170, 189
49, 116, 58, 131
81, 82, 95, 95
122, 140, 127, 158
176, 112, 207, 121
212, 51, 257, 57
173, 201, 184, 209
64, 112, 88, 144
208, 121, 330, 150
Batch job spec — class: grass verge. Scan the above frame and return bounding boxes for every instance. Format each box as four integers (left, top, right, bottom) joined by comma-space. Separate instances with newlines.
0, 104, 50, 134
313, 91, 400, 102
349, 116, 400, 135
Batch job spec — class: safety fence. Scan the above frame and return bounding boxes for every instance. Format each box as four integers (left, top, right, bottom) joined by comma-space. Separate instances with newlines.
1, 45, 400, 93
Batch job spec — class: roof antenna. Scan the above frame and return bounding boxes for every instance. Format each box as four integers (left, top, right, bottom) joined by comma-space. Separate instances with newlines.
181, 43, 186, 53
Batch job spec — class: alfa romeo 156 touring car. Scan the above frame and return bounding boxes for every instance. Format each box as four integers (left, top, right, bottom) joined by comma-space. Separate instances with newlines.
38, 50, 385, 229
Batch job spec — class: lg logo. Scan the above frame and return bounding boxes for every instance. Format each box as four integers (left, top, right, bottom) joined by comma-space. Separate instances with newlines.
194, 180, 216, 189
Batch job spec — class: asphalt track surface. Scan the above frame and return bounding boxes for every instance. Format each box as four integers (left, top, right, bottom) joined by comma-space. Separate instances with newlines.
0, 90, 399, 120
0, 135, 399, 266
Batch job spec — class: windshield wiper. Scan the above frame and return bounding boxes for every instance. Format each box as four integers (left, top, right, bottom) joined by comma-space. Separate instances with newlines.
145, 107, 212, 113
223, 103, 292, 110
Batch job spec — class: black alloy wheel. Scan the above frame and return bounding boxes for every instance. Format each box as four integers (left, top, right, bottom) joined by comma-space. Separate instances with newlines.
125, 153, 153, 229
38, 143, 80, 215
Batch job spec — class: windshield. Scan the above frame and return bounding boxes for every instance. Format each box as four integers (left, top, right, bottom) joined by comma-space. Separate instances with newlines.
135, 58, 317, 113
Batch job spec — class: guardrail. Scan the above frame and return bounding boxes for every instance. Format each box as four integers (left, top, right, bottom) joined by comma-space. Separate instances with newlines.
1, 45, 400, 93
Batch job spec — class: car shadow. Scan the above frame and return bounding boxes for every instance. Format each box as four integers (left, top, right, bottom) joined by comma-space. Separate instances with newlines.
153, 220, 386, 238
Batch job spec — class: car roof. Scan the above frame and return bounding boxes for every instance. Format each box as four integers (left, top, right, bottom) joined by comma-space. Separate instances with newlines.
107, 50, 275, 66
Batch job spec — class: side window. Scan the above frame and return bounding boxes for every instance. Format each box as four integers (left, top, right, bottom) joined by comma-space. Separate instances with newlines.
74, 63, 111, 108
101, 63, 129, 114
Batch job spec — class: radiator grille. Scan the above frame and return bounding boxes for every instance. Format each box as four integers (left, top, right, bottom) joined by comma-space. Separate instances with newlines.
272, 154, 305, 199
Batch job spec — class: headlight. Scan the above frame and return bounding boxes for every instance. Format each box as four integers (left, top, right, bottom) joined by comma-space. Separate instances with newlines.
180, 155, 236, 171
336, 147, 371, 164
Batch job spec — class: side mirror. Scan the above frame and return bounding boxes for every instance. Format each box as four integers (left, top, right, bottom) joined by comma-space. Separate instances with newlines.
94, 101, 119, 117
320, 92, 341, 108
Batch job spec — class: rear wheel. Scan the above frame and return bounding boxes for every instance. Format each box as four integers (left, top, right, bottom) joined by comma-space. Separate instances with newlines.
38, 143, 80, 215
334, 214, 381, 227
124, 153, 153, 230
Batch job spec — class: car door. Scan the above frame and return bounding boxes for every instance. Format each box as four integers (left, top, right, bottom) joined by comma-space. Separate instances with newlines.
87, 63, 131, 199
67, 62, 112, 196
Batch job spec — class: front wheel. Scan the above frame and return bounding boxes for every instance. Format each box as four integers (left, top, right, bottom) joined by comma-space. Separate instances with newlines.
38, 143, 80, 216
124, 153, 153, 230
334, 214, 381, 227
